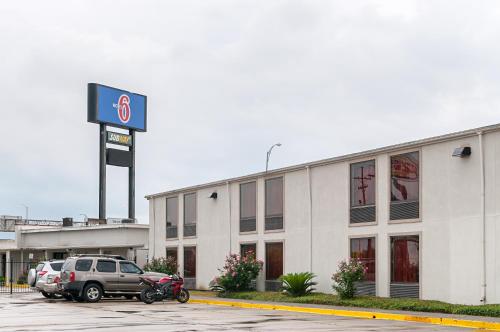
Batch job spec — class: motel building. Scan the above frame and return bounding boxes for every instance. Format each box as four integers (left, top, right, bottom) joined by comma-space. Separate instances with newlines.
147, 123, 500, 305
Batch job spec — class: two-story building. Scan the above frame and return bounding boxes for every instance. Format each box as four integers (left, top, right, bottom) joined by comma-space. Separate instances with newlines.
146, 123, 500, 305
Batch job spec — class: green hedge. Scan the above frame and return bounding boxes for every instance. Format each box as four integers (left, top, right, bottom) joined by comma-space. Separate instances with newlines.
218, 291, 500, 318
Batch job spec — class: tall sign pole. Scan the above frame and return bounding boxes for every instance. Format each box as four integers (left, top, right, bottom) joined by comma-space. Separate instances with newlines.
99, 124, 107, 219
88, 83, 147, 221
128, 129, 135, 219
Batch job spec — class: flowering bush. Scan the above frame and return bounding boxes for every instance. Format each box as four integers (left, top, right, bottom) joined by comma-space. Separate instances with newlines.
143, 257, 178, 275
331, 258, 367, 299
210, 251, 263, 292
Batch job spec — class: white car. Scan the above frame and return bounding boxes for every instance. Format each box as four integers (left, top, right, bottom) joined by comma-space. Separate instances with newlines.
28, 260, 68, 299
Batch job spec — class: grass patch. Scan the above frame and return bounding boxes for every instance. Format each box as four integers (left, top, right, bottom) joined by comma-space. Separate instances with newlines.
218, 291, 500, 318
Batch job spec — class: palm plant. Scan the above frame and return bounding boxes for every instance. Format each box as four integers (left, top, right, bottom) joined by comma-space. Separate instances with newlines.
280, 272, 317, 297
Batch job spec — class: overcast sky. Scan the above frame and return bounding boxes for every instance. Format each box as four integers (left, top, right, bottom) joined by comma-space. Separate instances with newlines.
1, 0, 500, 223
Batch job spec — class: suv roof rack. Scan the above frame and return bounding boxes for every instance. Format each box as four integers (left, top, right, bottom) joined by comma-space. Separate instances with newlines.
73, 254, 127, 260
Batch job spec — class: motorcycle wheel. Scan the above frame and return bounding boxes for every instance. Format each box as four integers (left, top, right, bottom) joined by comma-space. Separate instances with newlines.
140, 288, 156, 304
176, 288, 190, 303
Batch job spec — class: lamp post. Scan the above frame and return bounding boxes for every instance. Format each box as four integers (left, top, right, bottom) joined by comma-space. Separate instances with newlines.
20, 204, 29, 221
266, 143, 282, 172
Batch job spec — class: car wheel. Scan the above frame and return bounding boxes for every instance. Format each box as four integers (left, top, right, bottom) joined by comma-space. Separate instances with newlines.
83, 283, 103, 303
41, 291, 52, 299
176, 288, 190, 303
51, 293, 63, 299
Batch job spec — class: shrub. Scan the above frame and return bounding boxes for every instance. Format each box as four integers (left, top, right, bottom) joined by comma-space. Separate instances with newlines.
0, 276, 5, 285
280, 272, 317, 297
17, 275, 27, 285
211, 251, 263, 292
331, 258, 366, 299
143, 257, 178, 275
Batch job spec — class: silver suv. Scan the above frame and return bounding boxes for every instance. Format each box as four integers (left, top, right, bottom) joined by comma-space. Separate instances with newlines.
59, 255, 167, 302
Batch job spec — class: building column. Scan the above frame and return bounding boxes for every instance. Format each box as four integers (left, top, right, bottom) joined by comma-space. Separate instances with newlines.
44, 250, 49, 260
98, 248, 103, 255
5, 251, 11, 283
20, 250, 23, 275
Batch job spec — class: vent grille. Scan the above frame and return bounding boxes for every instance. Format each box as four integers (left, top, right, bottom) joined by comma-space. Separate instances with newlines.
184, 278, 196, 289
350, 206, 376, 224
166, 226, 178, 239
355, 281, 376, 296
390, 201, 419, 220
240, 218, 256, 232
265, 217, 283, 231
390, 283, 419, 298
265, 280, 282, 291
183, 224, 196, 237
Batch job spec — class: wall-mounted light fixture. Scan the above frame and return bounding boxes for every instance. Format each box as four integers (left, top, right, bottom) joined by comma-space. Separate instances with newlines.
209, 192, 218, 199
452, 146, 471, 158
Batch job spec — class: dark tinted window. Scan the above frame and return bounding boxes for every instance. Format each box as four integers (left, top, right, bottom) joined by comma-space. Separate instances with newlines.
391, 236, 419, 283
75, 259, 93, 271
166, 248, 178, 264
265, 242, 283, 280
350, 238, 376, 281
391, 152, 419, 202
96, 260, 116, 273
183, 247, 196, 278
120, 262, 142, 274
184, 193, 197, 225
241, 243, 257, 259
240, 182, 256, 220
166, 196, 178, 227
50, 263, 63, 271
265, 178, 283, 217
350, 160, 376, 207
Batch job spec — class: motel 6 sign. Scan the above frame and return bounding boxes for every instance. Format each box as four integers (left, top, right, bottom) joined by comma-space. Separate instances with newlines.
87, 83, 147, 220
87, 83, 147, 132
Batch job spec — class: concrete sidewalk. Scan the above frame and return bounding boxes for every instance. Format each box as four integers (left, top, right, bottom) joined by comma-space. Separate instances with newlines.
190, 295, 500, 331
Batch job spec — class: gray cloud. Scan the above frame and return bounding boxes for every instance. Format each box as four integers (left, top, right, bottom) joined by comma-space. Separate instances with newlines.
1, 0, 499, 222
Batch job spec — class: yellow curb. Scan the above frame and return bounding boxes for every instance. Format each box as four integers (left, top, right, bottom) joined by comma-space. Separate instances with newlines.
189, 298, 500, 331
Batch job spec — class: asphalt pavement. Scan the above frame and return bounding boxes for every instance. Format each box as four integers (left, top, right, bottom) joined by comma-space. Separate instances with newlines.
0, 293, 474, 331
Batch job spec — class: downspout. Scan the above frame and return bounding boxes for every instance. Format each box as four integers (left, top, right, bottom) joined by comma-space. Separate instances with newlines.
152, 198, 156, 260
306, 166, 313, 272
227, 181, 232, 254
478, 131, 486, 303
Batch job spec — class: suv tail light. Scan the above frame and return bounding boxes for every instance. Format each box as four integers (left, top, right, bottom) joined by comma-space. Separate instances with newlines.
38, 271, 48, 277
69, 272, 75, 282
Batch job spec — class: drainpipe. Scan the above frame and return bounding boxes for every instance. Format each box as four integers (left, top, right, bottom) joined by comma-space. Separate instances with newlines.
306, 166, 313, 272
227, 181, 232, 254
478, 131, 486, 304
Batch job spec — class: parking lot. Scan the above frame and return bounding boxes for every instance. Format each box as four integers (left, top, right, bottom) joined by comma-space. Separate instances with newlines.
0, 293, 474, 331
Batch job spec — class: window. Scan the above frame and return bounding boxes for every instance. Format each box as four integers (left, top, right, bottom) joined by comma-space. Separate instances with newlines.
240, 182, 257, 232
350, 238, 375, 281
350, 160, 376, 223
75, 259, 93, 272
120, 262, 142, 274
50, 263, 63, 271
166, 248, 178, 266
240, 243, 257, 259
183, 193, 197, 237
53, 252, 65, 260
166, 196, 178, 238
391, 236, 419, 283
265, 242, 283, 280
183, 247, 196, 278
265, 177, 283, 231
96, 260, 116, 273
390, 152, 419, 220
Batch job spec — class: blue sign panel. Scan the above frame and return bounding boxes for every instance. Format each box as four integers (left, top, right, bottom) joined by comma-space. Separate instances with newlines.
88, 83, 147, 132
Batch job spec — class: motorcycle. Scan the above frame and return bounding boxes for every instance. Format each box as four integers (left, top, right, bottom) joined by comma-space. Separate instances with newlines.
139, 274, 190, 304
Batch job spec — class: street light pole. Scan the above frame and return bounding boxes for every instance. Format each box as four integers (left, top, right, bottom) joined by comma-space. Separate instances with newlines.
266, 143, 282, 172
